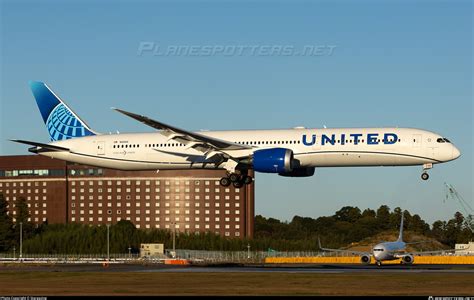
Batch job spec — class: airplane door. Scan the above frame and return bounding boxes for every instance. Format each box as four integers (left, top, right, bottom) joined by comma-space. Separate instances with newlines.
412, 134, 422, 148
97, 141, 105, 155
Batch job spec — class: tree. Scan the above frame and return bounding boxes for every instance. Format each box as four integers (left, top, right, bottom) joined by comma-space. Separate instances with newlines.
334, 206, 361, 223
14, 197, 35, 245
376, 205, 391, 230
0, 193, 14, 251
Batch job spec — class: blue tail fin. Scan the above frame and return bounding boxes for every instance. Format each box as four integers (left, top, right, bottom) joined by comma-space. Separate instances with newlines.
29, 81, 97, 141
397, 212, 404, 242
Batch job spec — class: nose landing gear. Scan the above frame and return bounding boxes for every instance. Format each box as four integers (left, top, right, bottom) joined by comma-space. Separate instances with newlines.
421, 163, 432, 181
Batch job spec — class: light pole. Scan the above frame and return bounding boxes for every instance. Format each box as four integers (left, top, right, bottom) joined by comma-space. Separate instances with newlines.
19, 222, 23, 260
13, 246, 16, 260
106, 224, 110, 261
172, 222, 176, 258
128, 246, 132, 259
247, 243, 250, 259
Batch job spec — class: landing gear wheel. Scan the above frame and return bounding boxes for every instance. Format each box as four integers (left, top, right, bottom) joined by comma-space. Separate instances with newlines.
229, 173, 240, 183
243, 175, 253, 185
233, 181, 244, 188
220, 177, 231, 187
376, 261, 382, 267
421, 172, 429, 181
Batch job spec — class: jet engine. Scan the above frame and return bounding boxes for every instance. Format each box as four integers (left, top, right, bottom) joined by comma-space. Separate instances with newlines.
360, 254, 371, 265
278, 167, 315, 177
402, 254, 414, 265
253, 148, 294, 173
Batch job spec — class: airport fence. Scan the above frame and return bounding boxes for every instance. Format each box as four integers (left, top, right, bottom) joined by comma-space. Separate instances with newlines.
169, 249, 350, 263
0, 253, 142, 263
0, 249, 465, 264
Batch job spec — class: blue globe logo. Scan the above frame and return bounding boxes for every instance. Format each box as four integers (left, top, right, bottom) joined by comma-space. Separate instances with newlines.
46, 104, 93, 141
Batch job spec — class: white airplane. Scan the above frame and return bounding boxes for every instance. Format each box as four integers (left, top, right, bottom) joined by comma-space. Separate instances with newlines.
13, 81, 461, 187
319, 212, 453, 266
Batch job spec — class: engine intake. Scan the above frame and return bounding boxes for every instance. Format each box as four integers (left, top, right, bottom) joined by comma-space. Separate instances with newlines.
402, 254, 414, 265
253, 148, 293, 173
360, 254, 371, 265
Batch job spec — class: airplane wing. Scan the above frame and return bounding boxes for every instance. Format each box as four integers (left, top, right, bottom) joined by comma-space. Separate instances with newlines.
392, 248, 456, 258
403, 249, 456, 256
318, 238, 369, 256
113, 108, 252, 152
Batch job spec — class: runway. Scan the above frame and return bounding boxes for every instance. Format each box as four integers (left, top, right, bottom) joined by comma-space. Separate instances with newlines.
1, 263, 473, 295
1, 263, 473, 273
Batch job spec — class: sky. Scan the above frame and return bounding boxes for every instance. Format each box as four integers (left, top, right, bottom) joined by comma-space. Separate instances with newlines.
0, 0, 472, 225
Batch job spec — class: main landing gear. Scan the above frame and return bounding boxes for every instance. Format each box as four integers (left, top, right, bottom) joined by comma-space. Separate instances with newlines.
421, 163, 432, 181
220, 172, 253, 187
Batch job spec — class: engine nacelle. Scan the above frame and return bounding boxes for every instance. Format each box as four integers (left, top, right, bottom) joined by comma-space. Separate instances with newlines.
360, 254, 371, 265
279, 167, 315, 177
253, 148, 293, 173
402, 254, 414, 265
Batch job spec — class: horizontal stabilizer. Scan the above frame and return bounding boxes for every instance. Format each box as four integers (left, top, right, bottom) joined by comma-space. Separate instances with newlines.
10, 139, 70, 153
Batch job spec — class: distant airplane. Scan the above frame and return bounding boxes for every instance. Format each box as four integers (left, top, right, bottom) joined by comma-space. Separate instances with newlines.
319, 212, 452, 266
13, 81, 461, 187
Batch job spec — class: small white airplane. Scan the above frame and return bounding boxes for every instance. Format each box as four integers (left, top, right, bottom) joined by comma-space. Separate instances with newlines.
13, 81, 461, 187
319, 212, 453, 266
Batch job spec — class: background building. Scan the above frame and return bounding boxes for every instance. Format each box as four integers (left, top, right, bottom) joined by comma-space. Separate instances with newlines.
0, 155, 254, 238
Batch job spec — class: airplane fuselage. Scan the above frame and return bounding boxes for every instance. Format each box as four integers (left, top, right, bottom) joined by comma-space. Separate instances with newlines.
372, 240, 406, 262
40, 127, 460, 171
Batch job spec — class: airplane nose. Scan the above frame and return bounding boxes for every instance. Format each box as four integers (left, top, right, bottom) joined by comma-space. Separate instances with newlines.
452, 146, 461, 160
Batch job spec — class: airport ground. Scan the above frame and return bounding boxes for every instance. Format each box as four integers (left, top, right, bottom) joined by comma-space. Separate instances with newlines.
1, 264, 474, 296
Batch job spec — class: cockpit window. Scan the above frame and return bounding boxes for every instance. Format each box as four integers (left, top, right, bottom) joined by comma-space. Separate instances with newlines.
443, 138, 451, 143
437, 138, 445, 143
